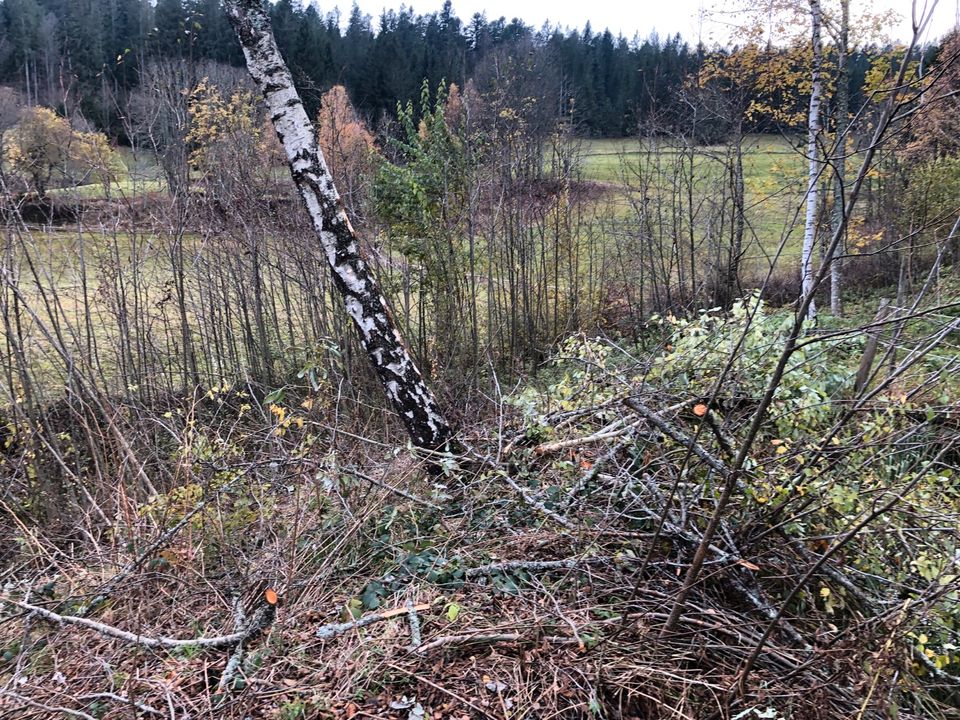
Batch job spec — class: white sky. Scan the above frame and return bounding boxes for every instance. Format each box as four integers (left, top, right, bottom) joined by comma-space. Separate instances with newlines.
334, 0, 960, 45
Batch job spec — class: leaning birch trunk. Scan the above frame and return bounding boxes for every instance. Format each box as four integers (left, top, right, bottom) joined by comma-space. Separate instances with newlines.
223, 0, 452, 450
801, 0, 823, 321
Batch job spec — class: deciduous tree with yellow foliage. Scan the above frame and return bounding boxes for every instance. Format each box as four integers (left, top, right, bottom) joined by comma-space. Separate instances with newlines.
3, 106, 119, 200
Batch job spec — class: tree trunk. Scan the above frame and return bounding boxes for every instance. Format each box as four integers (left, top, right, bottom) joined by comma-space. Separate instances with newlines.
223, 0, 452, 450
729, 120, 745, 299
801, 0, 823, 321
829, 0, 849, 316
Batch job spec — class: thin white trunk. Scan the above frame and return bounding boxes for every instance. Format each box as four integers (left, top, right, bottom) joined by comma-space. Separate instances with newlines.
829, 0, 849, 316
223, 0, 452, 449
801, 0, 823, 321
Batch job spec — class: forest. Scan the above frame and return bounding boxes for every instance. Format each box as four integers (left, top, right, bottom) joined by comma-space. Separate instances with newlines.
0, 0, 959, 718
0, 0, 891, 137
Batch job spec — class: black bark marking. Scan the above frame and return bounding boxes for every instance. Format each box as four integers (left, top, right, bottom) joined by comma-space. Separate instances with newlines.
225, 0, 454, 449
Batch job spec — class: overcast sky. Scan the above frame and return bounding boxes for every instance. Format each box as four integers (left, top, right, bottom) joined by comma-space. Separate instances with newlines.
338, 0, 959, 45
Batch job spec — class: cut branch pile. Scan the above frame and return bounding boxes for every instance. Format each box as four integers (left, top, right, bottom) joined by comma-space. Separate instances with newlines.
2, 377, 957, 720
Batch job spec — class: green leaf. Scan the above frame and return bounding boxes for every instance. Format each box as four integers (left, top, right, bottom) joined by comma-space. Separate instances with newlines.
361, 582, 385, 610
347, 598, 363, 619
263, 388, 285, 404
445, 602, 462, 622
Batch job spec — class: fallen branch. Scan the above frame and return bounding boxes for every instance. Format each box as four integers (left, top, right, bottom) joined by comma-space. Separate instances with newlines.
406, 599, 423, 648
533, 416, 642, 454
78, 693, 164, 716
415, 631, 580, 654
0, 691, 96, 720
1, 594, 274, 651
502, 475, 572, 528
216, 594, 250, 696
464, 559, 585, 579
315, 604, 430, 639
625, 397, 731, 476
914, 646, 960, 687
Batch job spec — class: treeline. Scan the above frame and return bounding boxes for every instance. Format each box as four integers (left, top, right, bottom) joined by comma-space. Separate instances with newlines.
0, 0, 898, 138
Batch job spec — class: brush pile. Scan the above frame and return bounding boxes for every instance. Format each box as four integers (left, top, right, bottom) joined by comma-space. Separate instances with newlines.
2, 304, 960, 719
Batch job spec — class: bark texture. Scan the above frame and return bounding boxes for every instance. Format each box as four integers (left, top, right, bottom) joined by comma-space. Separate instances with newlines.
801, 0, 823, 321
829, 0, 849, 316
224, 0, 452, 449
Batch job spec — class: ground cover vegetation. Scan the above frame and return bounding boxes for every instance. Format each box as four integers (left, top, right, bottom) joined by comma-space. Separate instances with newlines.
0, 0, 959, 718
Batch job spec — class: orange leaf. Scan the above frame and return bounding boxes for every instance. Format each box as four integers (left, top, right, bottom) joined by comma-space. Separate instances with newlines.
693, 403, 708, 417
264, 587, 279, 605
736, 559, 760, 571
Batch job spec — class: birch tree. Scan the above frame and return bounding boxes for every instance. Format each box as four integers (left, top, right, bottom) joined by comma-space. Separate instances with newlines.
827, 0, 849, 316
801, 0, 823, 321
223, 0, 453, 450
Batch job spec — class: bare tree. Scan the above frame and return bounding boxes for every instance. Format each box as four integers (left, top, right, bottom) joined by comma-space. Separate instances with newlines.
223, 0, 452, 450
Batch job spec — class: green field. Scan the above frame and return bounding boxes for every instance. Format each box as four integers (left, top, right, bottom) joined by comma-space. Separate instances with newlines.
576, 135, 810, 279
41, 134, 814, 282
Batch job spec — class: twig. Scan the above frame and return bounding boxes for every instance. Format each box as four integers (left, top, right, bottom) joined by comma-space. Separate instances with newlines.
415, 632, 522, 653
78, 693, 164, 716
533, 416, 642, 454
0, 691, 97, 720
726, 570, 810, 650
704, 410, 736, 457
315, 604, 430, 639
561, 438, 632, 512
502, 475, 572, 528
625, 397, 731, 476
384, 662, 498, 719
737, 440, 957, 692
80, 468, 248, 616
337, 465, 442, 510
406, 599, 422, 648
415, 631, 577, 654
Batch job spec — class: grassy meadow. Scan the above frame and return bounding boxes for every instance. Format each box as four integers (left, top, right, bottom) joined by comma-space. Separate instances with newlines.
2, 132, 898, 399
578, 135, 810, 279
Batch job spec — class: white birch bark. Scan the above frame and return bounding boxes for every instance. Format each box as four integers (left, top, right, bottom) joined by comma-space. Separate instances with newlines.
829, 0, 849, 316
801, 0, 823, 321
223, 0, 452, 449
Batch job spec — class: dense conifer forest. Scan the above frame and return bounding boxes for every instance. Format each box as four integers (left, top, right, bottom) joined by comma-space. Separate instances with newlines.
0, 0, 899, 136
